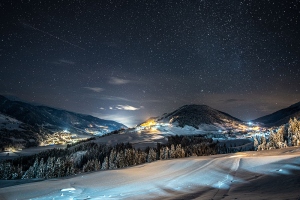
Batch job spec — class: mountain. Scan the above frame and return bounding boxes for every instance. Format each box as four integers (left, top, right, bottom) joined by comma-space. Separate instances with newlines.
0, 95, 126, 136
254, 101, 300, 127
139, 104, 244, 133
159, 104, 241, 127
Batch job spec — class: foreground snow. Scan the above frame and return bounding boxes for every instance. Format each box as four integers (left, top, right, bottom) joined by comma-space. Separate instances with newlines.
0, 148, 300, 200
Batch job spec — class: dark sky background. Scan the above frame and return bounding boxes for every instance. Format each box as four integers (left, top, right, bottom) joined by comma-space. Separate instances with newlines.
1, 0, 299, 126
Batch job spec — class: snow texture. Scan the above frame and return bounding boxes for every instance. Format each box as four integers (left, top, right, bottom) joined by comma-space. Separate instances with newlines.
1, 147, 300, 199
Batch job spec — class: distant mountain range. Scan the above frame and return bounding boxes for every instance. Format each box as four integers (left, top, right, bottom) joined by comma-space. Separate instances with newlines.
0, 95, 126, 135
254, 101, 300, 127
1, 93, 300, 150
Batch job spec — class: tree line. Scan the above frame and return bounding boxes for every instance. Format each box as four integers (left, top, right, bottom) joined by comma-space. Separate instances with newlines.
0, 134, 247, 180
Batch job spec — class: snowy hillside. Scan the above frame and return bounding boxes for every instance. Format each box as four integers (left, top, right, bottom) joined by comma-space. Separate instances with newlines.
1, 147, 299, 199
0, 95, 126, 136
254, 101, 300, 127
0, 113, 23, 131
136, 105, 250, 137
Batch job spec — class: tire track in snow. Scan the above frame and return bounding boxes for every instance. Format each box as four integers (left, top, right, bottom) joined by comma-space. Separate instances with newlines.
212, 157, 241, 199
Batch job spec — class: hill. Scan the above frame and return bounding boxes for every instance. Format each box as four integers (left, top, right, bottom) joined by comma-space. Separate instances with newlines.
254, 101, 300, 127
138, 104, 245, 134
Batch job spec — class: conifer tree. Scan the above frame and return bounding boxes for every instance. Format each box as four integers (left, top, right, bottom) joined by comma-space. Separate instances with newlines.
37, 158, 45, 178
101, 156, 109, 170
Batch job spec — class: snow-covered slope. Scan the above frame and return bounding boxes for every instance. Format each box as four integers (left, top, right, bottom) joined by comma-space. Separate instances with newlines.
1, 147, 299, 199
254, 101, 300, 127
0, 95, 126, 135
159, 104, 241, 127
0, 113, 23, 131
137, 104, 248, 135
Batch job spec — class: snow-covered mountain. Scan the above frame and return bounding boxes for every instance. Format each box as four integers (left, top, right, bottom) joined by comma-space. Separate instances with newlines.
254, 101, 300, 127
138, 104, 246, 134
159, 104, 241, 127
0, 95, 126, 136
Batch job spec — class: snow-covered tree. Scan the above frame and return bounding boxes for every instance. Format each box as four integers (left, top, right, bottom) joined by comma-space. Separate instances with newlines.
147, 148, 156, 163
1, 162, 12, 180
170, 144, 176, 158
83, 159, 100, 172
115, 150, 124, 168
22, 166, 34, 179
288, 118, 300, 146
53, 157, 61, 177
257, 136, 267, 151
36, 158, 45, 178
101, 156, 109, 170
109, 149, 117, 169
45, 157, 54, 178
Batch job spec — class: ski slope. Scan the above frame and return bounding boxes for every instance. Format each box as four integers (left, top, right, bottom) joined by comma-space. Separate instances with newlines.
0, 147, 300, 199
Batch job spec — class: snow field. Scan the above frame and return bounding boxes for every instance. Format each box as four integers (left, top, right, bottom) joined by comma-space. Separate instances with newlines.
1, 148, 300, 199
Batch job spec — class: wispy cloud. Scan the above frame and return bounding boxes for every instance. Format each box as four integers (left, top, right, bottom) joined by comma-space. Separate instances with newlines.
115, 105, 144, 111
109, 77, 131, 85
83, 87, 104, 93
59, 59, 75, 65
100, 96, 135, 102
93, 112, 138, 127
52, 59, 76, 65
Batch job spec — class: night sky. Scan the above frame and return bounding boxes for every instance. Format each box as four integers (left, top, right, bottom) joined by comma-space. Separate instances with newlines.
1, 1, 299, 126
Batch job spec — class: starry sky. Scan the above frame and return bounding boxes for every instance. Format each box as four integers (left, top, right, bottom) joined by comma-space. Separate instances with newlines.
1, 0, 300, 126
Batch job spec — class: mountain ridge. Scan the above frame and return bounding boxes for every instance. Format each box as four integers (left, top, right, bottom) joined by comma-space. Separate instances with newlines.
0, 95, 126, 134
159, 104, 241, 127
254, 101, 300, 126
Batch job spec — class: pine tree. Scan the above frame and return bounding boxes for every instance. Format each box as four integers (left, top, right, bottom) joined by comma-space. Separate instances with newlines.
37, 158, 45, 178
101, 156, 109, 170
117, 150, 125, 168
147, 148, 156, 163
170, 144, 175, 158
94, 159, 101, 171
109, 149, 117, 169
53, 157, 63, 178
2, 162, 12, 180
32, 157, 39, 178
288, 118, 300, 146
22, 166, 34, 179
253, 137, 259, 150
45, 157, 54, 179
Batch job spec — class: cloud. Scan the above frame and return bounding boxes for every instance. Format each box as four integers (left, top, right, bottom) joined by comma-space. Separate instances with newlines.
115, 105, 144, 111
93, 112, 138, 127
83, 87, 104, 93
59, 59, 75, 65
109, 77, 130, 85
100, 96, 134, 102
52, 59, 76, 65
